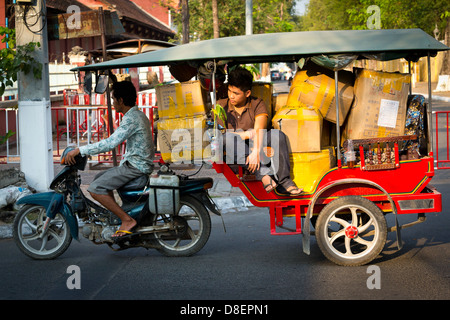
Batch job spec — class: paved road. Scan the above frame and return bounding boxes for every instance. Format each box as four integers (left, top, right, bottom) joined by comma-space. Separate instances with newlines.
1, 194, 449, 302
1, 80, 449, 309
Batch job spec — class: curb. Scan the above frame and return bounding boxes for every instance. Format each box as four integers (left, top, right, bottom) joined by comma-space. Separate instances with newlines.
0, 195, 254, 240
412, 91, 450, 103
0, 225, 12, 239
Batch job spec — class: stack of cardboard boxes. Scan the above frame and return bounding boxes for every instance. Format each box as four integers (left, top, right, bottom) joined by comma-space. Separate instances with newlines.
271, 63, 411, 192
155, 80, 273, 163
155, 64, 411, 191
156, 80, 210, 162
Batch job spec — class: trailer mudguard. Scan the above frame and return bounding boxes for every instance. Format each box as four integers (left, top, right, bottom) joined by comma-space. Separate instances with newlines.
16, 192, 79, 240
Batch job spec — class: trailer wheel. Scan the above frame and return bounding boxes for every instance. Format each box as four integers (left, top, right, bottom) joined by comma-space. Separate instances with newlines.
315, 196, 387, 266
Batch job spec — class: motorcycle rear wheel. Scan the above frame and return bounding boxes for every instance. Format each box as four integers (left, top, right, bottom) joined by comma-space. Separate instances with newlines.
13, 205, 72, 260
152, 195, 211, 257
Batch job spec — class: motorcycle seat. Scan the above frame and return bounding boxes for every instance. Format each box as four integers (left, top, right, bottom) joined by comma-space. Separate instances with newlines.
118, 175, 149, 191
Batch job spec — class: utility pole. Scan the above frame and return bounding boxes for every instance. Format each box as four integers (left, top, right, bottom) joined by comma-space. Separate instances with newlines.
99, 7, 117, 166
245, 0, 252, 35
16, 0, 53, 192
181, 0, 189, 44
212, 0, 219, 39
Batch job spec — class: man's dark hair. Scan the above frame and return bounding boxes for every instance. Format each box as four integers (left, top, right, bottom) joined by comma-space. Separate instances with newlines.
228, 67, 253, 93
112, 81, 137, 107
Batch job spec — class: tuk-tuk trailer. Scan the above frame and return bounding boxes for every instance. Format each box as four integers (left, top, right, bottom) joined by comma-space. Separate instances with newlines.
74, 29, 450, 266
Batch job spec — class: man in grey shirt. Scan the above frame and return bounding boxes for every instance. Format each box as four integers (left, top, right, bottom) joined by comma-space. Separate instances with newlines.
66, 81, 154, 238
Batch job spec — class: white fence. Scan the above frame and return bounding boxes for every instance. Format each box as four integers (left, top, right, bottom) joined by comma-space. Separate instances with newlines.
1, 62, 172, 101
1, 62, 172, 164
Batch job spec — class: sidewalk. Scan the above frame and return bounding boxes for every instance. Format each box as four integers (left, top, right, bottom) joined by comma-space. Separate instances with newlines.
412, 81, 450, 102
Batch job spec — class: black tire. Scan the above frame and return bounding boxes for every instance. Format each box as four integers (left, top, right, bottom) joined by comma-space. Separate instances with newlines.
13, 205, 72, 260
152, 195, 211, 257
315, 196, 387, 266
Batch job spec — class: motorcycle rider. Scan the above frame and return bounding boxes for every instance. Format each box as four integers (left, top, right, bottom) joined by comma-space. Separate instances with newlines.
65, 80, 154, 238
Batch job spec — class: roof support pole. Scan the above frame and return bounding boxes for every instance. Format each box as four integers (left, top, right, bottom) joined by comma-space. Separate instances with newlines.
99, 6, 117, 166
408, 61, 412, 95
334, 70, 341, 167
427, 52, 434, 157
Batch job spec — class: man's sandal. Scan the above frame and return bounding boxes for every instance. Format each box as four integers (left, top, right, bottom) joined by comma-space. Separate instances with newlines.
286, 186, 303, 196
262, 176, 277, 193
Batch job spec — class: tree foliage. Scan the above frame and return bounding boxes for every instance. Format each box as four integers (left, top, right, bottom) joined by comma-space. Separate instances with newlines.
302, 0, 450, 38
164, 0, 299, 41
0, 26, 42, 96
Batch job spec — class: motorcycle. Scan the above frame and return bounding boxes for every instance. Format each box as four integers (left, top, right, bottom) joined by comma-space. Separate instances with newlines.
13, 147, 220, 260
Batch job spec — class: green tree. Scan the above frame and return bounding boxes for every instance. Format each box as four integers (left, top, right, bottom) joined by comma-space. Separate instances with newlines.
165, 0, 300, 41
301, 0, 450, 38
301, 0, 359, 31
0, 26, 42, 96
347, 0, 450, 36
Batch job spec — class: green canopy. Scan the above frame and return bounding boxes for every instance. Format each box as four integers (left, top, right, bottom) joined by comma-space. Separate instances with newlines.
72, 29, 449, 72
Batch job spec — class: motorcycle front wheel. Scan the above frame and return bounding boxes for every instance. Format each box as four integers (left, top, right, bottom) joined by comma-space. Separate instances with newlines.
13, 205, 72, 260
152, 195, 211, 257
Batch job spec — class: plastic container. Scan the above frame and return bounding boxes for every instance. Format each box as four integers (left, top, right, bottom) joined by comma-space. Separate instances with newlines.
149, 174, 180, 215
345, 139, 356, 169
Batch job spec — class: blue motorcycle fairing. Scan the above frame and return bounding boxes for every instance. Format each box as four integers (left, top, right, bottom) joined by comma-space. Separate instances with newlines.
49, 165, 72, 190
16, 191, 79, 240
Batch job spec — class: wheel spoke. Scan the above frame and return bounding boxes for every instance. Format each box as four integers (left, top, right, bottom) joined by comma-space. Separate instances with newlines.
172, 238, 181, 247
344, 237, 353, 255
186, 226, 195, 239
23, 216, 38, 232
47, 228, 64, 244
330, 216, 349, 228
349, 206, 359, 226
39, 236, 48, 252
354, 236, 373, 246
358, 217, 374, 233
329, 229, 345, 245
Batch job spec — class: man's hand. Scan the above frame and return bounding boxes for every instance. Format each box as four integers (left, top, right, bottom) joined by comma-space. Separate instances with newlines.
65, 148, 80, 165
245, 149, 260, 173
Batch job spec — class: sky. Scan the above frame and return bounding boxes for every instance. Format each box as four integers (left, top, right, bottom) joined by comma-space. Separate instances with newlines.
294, 0, 308, 15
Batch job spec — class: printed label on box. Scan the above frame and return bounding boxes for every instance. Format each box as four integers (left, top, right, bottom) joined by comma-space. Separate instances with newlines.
377, 99, 399, 128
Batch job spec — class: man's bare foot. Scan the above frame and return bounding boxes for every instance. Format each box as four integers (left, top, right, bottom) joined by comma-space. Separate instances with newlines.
112, 218, 137, 238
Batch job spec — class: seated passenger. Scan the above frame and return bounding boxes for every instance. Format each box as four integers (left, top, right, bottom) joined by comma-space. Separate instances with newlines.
217, 67, 302, 195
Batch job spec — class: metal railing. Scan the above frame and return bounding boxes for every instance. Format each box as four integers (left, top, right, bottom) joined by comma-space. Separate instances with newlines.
434, 110, 450, 169
0, 90, 158, 165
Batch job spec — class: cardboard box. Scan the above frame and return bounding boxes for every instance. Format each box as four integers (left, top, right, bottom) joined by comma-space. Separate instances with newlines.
157, 115, 210, 162
251, 82, 273, 127
272, 105, 323, 153
342, 68, 411, 141
286, 63, 354, 126
290, 147, 334, 193
156, 80, 209, 119
273, 93, 289, 113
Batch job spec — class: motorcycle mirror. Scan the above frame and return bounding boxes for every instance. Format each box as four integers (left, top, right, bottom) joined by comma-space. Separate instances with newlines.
95, 74, 109, 94
83, 72, 92, 94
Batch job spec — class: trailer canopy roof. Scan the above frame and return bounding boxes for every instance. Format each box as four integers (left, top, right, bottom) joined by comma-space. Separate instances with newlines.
72, 28, 449, 72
